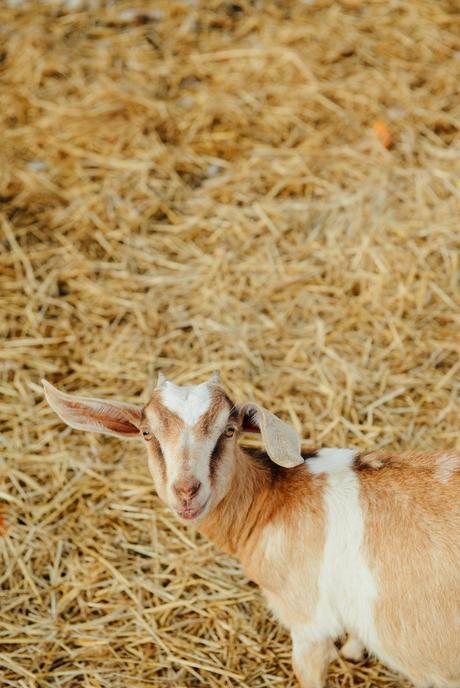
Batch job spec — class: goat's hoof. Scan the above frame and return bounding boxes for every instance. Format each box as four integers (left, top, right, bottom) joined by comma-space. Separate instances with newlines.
341, 637, 365, 662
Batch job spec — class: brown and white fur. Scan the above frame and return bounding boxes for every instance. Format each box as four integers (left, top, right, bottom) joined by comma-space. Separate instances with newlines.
42, 374, 460, 688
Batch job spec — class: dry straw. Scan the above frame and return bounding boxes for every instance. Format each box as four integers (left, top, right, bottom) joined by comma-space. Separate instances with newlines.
0, 0, 459, 686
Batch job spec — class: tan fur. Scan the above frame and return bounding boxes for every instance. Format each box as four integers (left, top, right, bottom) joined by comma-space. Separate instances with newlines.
196, 389, 233, 437
201, 447, 326, 626
144, 392, 183, 439
357, 450, 460, 687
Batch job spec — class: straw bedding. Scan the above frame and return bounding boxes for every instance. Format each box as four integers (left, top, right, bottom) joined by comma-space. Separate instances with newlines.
1, 0, 459, 686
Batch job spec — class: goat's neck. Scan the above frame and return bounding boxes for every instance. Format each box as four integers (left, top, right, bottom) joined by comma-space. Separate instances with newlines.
199, 446, 281, 560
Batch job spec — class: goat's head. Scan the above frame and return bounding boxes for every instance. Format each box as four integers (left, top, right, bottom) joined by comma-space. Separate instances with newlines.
42, 374, 303, 524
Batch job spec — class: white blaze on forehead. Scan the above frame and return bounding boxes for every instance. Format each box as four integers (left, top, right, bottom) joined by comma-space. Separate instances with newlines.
160, 381, 213, 426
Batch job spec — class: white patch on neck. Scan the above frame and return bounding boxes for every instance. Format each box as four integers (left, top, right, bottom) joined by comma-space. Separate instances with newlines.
308, 448, 356, 474
160, 381, 212, 426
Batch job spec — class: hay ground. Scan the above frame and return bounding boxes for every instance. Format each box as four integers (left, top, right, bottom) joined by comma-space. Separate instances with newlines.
1, 0, 459, 686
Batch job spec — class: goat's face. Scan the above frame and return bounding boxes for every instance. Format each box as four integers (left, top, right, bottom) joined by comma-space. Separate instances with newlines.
42, 375, 241, 524
141, 377, 238, 522
42, 373, 304, 525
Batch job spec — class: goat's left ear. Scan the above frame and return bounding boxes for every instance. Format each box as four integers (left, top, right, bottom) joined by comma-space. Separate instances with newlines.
42, 380, 142, 439
238, 403, 304, 468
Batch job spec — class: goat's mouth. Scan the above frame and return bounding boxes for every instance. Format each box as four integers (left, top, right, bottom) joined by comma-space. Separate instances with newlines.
176, 497, 210, 522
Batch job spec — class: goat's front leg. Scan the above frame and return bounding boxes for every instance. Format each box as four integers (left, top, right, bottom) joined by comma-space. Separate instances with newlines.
291, 626, 336, 688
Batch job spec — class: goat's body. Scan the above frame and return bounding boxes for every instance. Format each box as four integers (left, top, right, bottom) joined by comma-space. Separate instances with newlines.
201, 447, 460, 688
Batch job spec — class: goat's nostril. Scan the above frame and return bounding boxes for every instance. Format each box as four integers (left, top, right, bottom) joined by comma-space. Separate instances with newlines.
173, 479, 202, 500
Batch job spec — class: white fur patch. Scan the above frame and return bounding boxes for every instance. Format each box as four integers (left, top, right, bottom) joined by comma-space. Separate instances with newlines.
160, 381, 212, 426
307, 448, 356, 475
435, 453, 458, 484
312, 450, 380, 652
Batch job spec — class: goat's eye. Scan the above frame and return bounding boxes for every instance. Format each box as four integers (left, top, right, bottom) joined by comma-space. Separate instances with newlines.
224, 426, 236, 438
142, 430, 152, 441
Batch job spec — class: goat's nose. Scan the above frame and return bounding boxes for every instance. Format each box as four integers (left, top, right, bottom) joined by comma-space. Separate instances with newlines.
173, 479, 201, 500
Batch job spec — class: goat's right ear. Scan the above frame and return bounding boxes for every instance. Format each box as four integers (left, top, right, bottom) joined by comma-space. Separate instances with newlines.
238, 402, 304, 468
42, 380, 142, 439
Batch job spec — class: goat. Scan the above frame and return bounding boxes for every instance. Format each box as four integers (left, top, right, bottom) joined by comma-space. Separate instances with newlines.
42, 374, 460, 688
